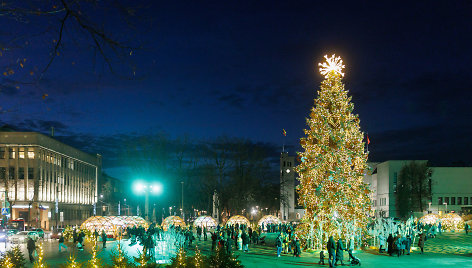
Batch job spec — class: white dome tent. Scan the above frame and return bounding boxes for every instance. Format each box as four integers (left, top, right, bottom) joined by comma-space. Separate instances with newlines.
193, 216, 218, 229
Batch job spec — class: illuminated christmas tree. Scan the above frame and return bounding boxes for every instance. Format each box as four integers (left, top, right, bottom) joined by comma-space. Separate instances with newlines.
296, 54, 371, 248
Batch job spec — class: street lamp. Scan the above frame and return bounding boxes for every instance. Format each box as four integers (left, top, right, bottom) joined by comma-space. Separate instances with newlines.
133, 181, 163, 221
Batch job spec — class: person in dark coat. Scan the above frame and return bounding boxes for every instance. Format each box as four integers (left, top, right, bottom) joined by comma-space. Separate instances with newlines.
276, 233, 283, 257
242, 231, 250, 252
387, 234, 394, 256
293, 236, 301, 257
101, 230, 107, 249
27, 237, 36, 263
319, 250, 325, 265
335, 238, 345, 265
226, 235, 233, 255
211, 232, 217, 251
405, 235, 412, 255
327, 236, 336, 267
418, 233, 425, 254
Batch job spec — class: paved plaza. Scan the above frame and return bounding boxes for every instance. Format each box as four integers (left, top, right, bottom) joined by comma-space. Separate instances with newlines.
2, 231, 471, 267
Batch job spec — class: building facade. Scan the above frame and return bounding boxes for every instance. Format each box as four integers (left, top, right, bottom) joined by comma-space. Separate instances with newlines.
365, 160, 472, 218
0, 131, 101, 229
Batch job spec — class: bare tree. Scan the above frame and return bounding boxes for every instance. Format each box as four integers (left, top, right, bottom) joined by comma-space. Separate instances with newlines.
0, 0, 145, 91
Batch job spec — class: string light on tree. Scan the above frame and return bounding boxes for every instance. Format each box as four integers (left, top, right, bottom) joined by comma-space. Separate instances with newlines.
296, 54, 371, 249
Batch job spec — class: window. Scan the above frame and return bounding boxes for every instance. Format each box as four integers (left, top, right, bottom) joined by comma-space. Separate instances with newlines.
445, 197, 449, 204
8, 167, 14, 180
438, 197, 443, 205
28, 168, 34, 180
0, 167, 5, 180
451, 197, 456, 205
9, 148, 15, 159
465, 197, 469, 205
393, 172, 398, 193
19, 167, 24, 180
19, 147, 25, 159
458, 197, 462, 205
0, 147, 5, 159
27, 149, 35, 159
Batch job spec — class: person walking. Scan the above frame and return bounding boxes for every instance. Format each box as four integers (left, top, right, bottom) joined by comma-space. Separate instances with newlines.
27, 237, 36, 263
293, 236, 301, 257
226, 235, 233, 255
101, 230, 107, 249
347, 236, 355, 262
405, 235, 412, 255
335, 238, 345, 266
276, 233, 283, 257
379, 234, 386, 253
59, 235, 68, 252
465, 223, 469, 235
417, 233, 425, 254
242, 231, 250, 252
327, 236, 336, 267
387, 234, 394, 256
211, 232, 217, 251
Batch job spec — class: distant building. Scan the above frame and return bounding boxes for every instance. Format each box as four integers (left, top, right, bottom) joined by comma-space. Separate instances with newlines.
365, 160, 472, 218
281, 158, 472, 220
0, 131, 101, 229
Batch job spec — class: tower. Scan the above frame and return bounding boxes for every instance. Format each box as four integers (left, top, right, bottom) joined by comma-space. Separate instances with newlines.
280, 152, 295, 221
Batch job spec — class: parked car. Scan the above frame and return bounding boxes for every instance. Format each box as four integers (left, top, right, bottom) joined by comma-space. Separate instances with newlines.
32, 228, 45, 238
51, 228, 64, 239
9, 231, 39, 243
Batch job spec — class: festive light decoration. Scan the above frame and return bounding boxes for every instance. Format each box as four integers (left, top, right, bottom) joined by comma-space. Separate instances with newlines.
80, 216, 149, 237
225, 215, 250, 226
176, 247, 187, 267
318, 54, 345, 78
33, 242, 47, 268
296, 54, 371, 248
88, 236, 102, 268
440, 213, 465, 231
419, 213, 439, 225
2, 255, 14, 268
257, 215, 281, 230
65, 254, 82, 268
193, 216, 218, 229
194, 246, 203, 267
162, 216, 186, 231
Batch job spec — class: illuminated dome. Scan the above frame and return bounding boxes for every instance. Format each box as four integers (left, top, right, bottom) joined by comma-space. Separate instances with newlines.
258, 215, 281, 230
440, 213, 465, 231
80, 216, 149, 237
162, 216, 186, 231
225, 215, 250, 227
193, 216, 217, 229
419, 214, 439, 225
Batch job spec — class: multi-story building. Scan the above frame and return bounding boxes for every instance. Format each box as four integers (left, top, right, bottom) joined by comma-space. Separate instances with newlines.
364, 160, 472, 217
0, 131, 101, 230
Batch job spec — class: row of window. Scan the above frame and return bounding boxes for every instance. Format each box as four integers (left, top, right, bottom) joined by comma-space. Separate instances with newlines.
0, 167, 34, 180
438, 196, 471, 206
0, 147, 35, 159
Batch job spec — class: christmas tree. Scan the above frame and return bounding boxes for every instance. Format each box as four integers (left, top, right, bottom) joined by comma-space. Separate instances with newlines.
296, 54, 371, 248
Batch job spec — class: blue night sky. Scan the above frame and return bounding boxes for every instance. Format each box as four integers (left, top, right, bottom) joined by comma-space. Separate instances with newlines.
1, 1, 472, 179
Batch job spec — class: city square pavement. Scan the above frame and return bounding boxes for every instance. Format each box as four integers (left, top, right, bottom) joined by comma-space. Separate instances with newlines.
1, 231, 471, 267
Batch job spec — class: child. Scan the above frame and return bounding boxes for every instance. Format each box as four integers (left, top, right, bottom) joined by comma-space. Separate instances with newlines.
319, 250, 325, 265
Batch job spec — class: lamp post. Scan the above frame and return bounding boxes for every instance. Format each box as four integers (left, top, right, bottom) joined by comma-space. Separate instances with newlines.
181, 181, 184, 221
134, 181, 163, 221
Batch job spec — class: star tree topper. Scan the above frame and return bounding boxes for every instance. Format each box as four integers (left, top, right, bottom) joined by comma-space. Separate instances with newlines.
318, 54, 345, 78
